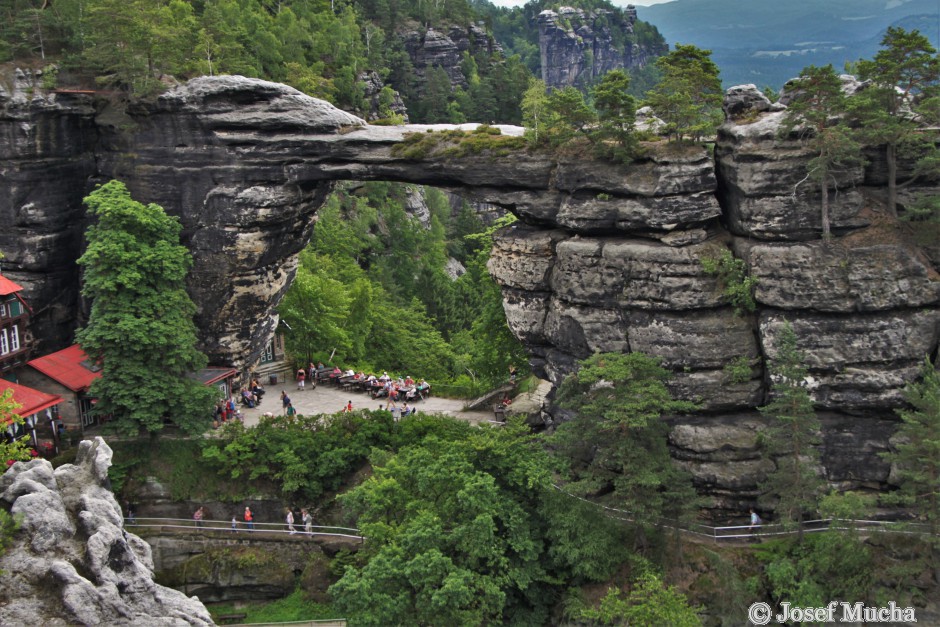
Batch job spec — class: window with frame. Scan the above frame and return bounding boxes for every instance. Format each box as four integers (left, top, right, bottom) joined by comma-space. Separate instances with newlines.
0, 328, 8, 355
10, 325, 18, 352
0, 303, 6, 318
9, 301, 20, 317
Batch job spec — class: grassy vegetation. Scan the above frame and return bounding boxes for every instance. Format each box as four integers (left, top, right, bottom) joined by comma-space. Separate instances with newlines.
208, 588, 340, 625
391, 125, 528, 160
107, 438, 274, 502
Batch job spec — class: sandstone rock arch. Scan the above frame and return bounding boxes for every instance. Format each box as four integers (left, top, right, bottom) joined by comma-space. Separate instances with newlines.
4, 74, 939, 505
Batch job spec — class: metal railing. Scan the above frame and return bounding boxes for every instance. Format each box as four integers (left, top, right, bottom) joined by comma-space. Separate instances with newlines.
125, 517, 364, 541
552, 484, 935, 543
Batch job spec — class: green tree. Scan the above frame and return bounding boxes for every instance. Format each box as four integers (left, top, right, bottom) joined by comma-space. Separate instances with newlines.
645, 44, 722, 142
278, 254, 353, 364
422, 64, 454, 123
592, 68, 638, 163
521, 77, 549, 146
76, 180, 216, 436
881, 357, 940, 539
543, 85, 596, 147
551, 352, 698, 530
575, 572, 702, 627
780, 64, 865, 240
853, 27, 940, 216
759, 321, 823, 536
330, 422, 557, 626
0, 387, 33, 465
81, 0, 195, 93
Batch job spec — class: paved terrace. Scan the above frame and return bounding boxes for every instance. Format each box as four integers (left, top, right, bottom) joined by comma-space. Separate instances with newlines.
237, 382, 494, 427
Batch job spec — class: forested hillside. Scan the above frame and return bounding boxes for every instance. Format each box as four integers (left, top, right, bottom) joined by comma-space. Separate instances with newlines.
1, 0, 663, 123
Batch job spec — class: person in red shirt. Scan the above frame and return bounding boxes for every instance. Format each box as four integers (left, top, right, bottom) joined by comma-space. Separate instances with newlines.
244, 506, 254, 531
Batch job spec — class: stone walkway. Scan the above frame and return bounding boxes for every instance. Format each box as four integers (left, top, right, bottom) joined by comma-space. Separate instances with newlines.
237, 382, 495, 427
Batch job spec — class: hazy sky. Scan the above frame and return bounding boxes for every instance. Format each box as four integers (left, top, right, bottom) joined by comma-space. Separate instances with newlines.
487, 0, 674, 7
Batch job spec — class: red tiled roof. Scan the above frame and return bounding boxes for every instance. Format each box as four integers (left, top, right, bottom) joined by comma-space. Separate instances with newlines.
27, 345, 101, 393
2, 380, 63, 418
0, 274, 24, 297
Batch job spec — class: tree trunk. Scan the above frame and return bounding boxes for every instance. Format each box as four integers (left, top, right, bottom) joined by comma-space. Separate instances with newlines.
887, 142, 898, 217
820, 171, 831, 241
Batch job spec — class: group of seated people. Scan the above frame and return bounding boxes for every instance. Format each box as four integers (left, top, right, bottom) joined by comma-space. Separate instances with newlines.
366, 372, 431, 403
236, 377, 266, 408
303, 362, 432, 402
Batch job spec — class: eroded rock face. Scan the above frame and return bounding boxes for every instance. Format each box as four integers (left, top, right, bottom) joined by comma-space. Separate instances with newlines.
0, 438, 212, 626
401, 25, 502, 93
537, 6, 666, 89
0, 68, 97, 350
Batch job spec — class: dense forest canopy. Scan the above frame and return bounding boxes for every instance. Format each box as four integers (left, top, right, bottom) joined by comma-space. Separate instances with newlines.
0, 0, 664, 122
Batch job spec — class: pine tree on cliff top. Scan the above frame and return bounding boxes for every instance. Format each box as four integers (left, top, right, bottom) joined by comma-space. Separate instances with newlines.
780, 64, 865, 241
853, 27, 940, 217
77, 180, 216, 437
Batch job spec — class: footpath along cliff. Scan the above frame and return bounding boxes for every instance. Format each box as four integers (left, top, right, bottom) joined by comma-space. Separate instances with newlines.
1, 72, 937, 508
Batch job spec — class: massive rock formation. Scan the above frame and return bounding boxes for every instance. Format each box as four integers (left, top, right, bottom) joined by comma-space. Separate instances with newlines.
537, 5, 667, 89
401, 25, 502, 93
0, 68, 97, 350
2, 72, 938, 509
0, 438, 212, 625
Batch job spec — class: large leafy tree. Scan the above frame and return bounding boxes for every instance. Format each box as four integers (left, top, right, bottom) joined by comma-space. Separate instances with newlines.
330, 422, 556, 626
881, 357, 940, 540
76, 180, 216, 436
551, 352, 699, 529
645, 44, 722, 142
853, 27, 940, 216
759, 321, 824, 536
781, 64, 865, 240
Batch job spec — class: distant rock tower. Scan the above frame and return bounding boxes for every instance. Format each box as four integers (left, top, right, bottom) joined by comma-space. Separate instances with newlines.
538, 5, 666, 89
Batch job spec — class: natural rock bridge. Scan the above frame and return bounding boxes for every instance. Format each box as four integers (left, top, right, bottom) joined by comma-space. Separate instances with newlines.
3, 73, 940, 507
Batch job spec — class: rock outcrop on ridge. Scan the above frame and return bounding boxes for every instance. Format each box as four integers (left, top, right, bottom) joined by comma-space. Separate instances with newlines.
537, 5, 667, 89
0, 438, 212, 626
1, 72, 938, 509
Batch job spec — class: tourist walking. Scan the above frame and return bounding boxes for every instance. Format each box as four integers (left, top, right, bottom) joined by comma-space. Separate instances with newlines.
193, 506, 204, 528
749, 508, 762, 534
302, 508, 313, 534
286, 508, 296, 534
297, 368, 306, 391
244, 506, 254, 531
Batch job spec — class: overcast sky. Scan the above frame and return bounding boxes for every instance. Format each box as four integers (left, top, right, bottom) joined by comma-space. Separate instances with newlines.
486, 0, 674, 7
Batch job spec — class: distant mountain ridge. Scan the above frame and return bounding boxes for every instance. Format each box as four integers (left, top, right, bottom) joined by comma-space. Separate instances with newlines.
638, 0, 940, 88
